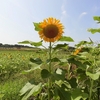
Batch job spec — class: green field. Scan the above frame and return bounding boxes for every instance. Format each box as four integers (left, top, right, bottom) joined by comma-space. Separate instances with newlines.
0, 50, 44, 99
0, 44, 100, 100
0, 49, 67, 99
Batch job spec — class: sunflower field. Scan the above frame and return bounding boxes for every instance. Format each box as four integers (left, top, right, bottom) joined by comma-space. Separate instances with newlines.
0, 16, 100, 100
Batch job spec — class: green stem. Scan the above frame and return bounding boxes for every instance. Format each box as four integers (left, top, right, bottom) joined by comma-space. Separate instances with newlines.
48, 42, 52, 100
42, 45, 47, 49
89, 79, 94, 100
49, 42, 52, 73
89, 58, 95, 100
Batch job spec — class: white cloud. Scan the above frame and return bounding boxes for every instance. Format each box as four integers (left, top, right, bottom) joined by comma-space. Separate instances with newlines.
60, 0, 68, 21
93, 6, 100, 12
62, 10, 67, 16
79, 12, 87, 19
61, 5, 67, 15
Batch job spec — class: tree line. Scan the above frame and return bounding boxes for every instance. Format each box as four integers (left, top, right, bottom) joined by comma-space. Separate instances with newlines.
0, 43, 33, 49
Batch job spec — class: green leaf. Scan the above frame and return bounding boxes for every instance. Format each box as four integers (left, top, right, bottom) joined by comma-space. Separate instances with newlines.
86, 71, 100, 80
19, 82, 35, 96
58, 59, 68, 67
18, 40, 43, 47
75, 40, 92, 47
33, 22, 42, 31
20, 83, 42, 100
18, 40, 31, 44
71, 88, 88, 100
46, 58, 61, 63
30, 41, 43, 46
59, 36, 74, 42
56, 68, 63, 74
22, 64, 42, 74
56, 84, 71, 100
52, 68, 66, 81
60, 58, 67, 62
30, 58, 43, 65
68, 78, 77, 88
93, 16, 100, 23
24, 83, 42, 99
88, 28, 100, 34
53, 43, 68, 50
51, 57, 61, 62
67, 56, 87, 70
41, 69, 51, 78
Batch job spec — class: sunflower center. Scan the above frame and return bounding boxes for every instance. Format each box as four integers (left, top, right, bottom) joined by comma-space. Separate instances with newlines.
43, 24, 59, 38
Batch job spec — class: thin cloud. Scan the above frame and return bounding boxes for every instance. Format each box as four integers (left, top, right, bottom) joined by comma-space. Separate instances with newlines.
79, 12, 87, 19
93, 6, 100, 12
61, 5, 67, 16
60, 0, 68, 21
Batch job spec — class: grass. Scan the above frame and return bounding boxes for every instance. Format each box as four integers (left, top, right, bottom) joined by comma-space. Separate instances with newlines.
0, 46, 100, 100
0, 50, 41, 99
0, 49, 54, 99
0, 78, 25, 100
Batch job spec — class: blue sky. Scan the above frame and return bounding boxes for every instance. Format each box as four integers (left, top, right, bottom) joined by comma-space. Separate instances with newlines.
0, 0, 100, 46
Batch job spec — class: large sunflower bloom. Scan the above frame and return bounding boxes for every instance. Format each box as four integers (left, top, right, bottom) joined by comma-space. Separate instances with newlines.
38, 17, 64, 42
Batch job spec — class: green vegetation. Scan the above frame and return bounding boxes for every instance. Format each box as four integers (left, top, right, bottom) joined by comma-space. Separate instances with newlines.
0, 50, 45, 100
0, 16, 100, 100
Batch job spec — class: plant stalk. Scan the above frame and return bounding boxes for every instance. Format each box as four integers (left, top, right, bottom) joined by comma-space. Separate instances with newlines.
48, 42, 52, 100
89, 79, 94, 100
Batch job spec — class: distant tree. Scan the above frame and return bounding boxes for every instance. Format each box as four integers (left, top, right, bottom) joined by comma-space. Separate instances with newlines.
0, 43, 3, 47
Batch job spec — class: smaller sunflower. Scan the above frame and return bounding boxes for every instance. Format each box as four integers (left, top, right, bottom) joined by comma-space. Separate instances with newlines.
73, 47, 83, 55
38, 17, 64, 42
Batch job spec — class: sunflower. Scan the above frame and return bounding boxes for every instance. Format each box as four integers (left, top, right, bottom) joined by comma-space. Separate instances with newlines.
38, 17, 64, 42
73, 47, 83, 55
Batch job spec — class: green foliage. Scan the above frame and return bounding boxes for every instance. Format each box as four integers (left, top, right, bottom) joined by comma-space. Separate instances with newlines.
41, 69, 51, 78
17, 39, 100, 100
59, 36, 74, 42
56, 85, 71, 100
53, 43, 68, 50
0, 78, 26, 100
30, 58, 43, 64
88, 28, 100, 34
22, 64, 42, 74
88, 16, 100, 34
93, 16, 100, 23
52, 68, 66, 81
33, 22, 42, 31
71, 88, 88, 100
0, 50, 33, 81
1, 16, 100, 100
75, 40, 92, 47
86, 71, 100, 80
20, 81, 42, 100
18, 40, 43, 47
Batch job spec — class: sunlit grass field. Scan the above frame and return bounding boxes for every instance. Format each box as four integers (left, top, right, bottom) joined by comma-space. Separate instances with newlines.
0, 49, 43, 99
0, 44, 100, 100
0, 49, 68, 99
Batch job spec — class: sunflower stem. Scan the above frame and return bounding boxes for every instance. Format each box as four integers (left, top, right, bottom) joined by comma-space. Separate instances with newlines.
48, 42, 52, 100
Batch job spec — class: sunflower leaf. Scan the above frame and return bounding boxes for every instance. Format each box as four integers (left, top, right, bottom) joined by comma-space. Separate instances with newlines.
53, 43, 68, 50
18, 40, 31, 44
93, 16, 100, 23
88, 28, 100, 34
41, 69, 51, 78
59, 36, 74, 42
30, 41, 43, 46
33, 22, 42, 31
18, 40, 43, 47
